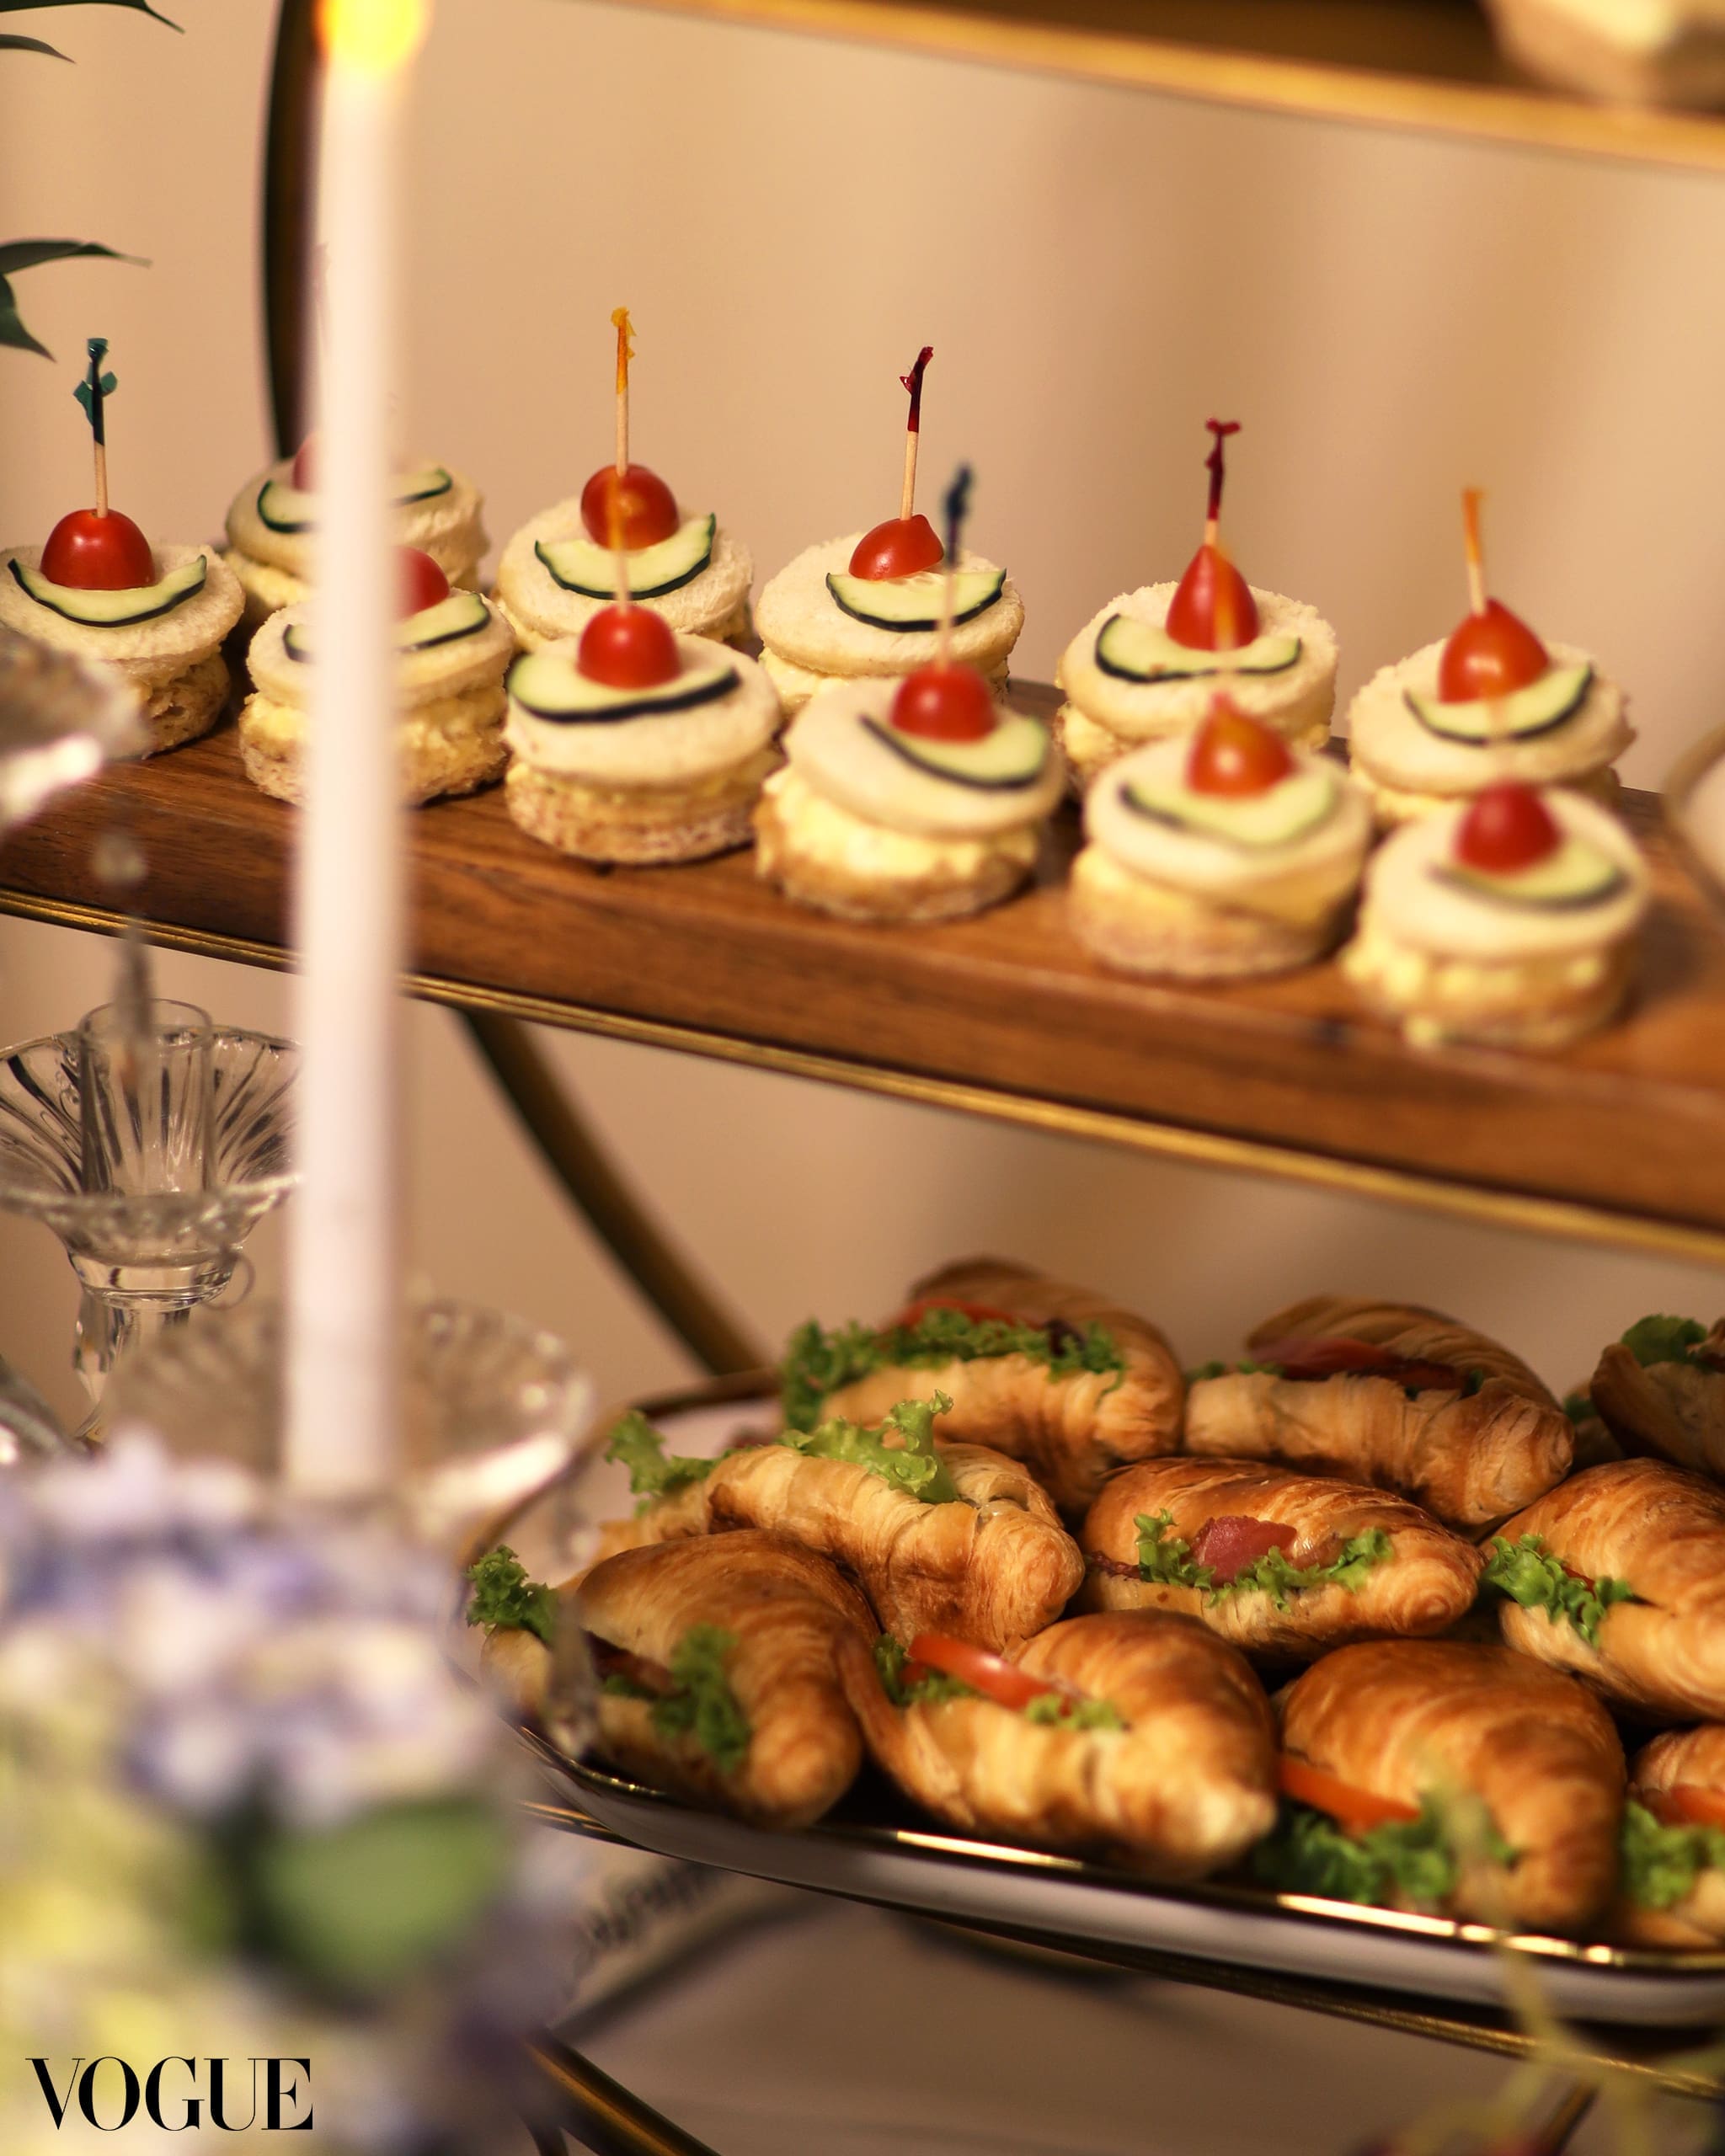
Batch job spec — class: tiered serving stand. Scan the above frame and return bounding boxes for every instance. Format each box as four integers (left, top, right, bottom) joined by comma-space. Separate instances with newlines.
13, 3, 1725, 2148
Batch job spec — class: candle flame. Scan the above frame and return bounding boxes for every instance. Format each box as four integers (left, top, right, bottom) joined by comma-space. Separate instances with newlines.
612, 307, 634, 396
318, 0, 430, 73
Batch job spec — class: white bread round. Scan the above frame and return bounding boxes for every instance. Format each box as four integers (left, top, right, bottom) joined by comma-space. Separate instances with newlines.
1071, 844, 1343, 979
246, 591, 515, 710
0, 544, 243, 690
1357, 789, 1648, 963
1084, 737, 1372, 915
494, 498, 751, 646
756, 534, 1023, 679
1055, 583, 1337, 747
238, 681, 506, 807
1345, 637, 1632, 799
754, 764, 1037, 924
1343, 921, 1637, 1051
222, 456, 487, 589
506, 750, 777, 865
785, 677, 1061, 841
505, 635, 779, 787
763, 642, 1008, 718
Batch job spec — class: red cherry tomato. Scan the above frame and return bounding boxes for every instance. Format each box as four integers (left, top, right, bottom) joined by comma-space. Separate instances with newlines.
398, 546, 451, 618
578, 602, 681, 690
1186, 699, 1293, 797
1165, 542, 1261, 651
1646, 1784, 1725, 1833
580, 463, 680, 549
1279, 1755, 1421, 1833
890, 1296, 1023, 1331
1455, 783, 1562, 874
907, 1635, 1059, 1712
1189, 1515, 1298, 1583
889, 664, 996, 743
1437, 598, 1549, 702
848, 514, 944, 581
291, 435, 318, 490
40, 508, 157, 591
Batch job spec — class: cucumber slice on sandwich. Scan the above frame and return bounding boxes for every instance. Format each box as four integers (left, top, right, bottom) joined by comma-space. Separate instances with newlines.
862, 710, 1049, 790
1121, 764, 1337, 848
534, 515, 716, 600
8, 552, 207, 627
825, 565, 1006, 633
1405, 663, 1592, 744
1096, 613, 1300, 682
508, 648, 739, 724
284, 589, 490, 663
256, 464, 453, 535
1433, 834, 1626, 910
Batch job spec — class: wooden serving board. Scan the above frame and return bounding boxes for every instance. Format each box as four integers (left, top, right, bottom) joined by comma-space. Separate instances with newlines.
3, 686, 1723, 1257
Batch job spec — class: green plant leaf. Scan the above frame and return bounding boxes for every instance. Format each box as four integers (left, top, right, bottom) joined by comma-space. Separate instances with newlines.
248, 1797, 514, 1998
0, 239, 144, 360
0, 1, 180, 29
0, 32, 71, 54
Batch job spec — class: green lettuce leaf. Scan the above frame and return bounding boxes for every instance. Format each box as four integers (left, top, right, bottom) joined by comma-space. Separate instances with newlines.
781, 1308, 1123, 1431
1184, 1358, 1284, 1383
1251, 1796, 1478, 1911
1482, 1534, 1634, 1647
872, 1634, 1123, 1729
782, 1394, 962, 1506
1621, 1798, 1725, 1911
605, 1410, 720, 1508
1621, 1315, 1708, 1369
464, 1545, 556, 1646
1131, 1513, 1393, 1609
646, 1625, 750, 1774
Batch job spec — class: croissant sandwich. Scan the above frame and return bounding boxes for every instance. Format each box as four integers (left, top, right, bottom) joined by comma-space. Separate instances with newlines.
1255, 1640, 1624, 1934
467, 1533, 873, 1828
1485, 1459, 1725, 1723
595, 1395, 1084, 1654
1184, 1294, 1573, 1529
836, 1610, 1276, 1876
1589, 1314, 1725, 1482
780, 1257, 1183, 1514
1618, 1726, 1725, 1948
1080, 1459, 1482, 1659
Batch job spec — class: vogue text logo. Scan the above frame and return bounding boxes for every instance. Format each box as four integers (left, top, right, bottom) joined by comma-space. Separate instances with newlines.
28, 2057, 312, 2132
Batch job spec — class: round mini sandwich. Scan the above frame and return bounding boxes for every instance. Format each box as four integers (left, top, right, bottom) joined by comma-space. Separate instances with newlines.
239, 547, 514, 806
1071, 697, 1373, 979
2, 339, 243, 755
1589, 1313, 1725, 1482
504, 579, 780, 866
756, 467, 1060, 925
1342, 781, 1650, 1050
1345, 490, 1632, 827
223, 433, 485, 637
494, 310, 751, 654
1054, 421, 1338, 792
1618, 1727, 1725, 1948
754, 351, 1023, 717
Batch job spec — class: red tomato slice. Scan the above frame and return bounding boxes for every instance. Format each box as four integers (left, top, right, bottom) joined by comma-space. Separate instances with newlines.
1190, 1515, 1298, 1582
1647, 1784, 1725, 1833
1252, 1335, 1461, 1391
891, 1296, 1024, 1332
909, 1634, 1059, 1712
1279, 1754, 1421, 1833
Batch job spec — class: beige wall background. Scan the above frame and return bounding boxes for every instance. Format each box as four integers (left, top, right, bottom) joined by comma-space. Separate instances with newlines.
4, 1, 1725, 1433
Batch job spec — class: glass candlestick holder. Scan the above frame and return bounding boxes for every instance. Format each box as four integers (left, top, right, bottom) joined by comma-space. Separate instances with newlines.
0, 1001, 297, 1436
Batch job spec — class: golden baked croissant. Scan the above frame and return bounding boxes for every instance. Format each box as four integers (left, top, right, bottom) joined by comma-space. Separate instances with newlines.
595, 1403, 1083, 1654
836, 1611, 1276, 1875
574, 1532, 873, 1828
1487, 1460, 1725, 1722
1618, 1726, 1725, 1947
782, 1257, 1183, 1514
1268, 1640, 1624, 1934
1183, 1294, 1573, 1529
1080, 1458, 1482, 1659
1590, 1317, 1725, 1481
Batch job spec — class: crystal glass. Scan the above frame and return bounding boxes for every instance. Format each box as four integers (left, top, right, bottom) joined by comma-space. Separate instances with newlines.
0, 624, 143, 837
107, 1294, 595, 1553
0, 1016, 296, 1429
